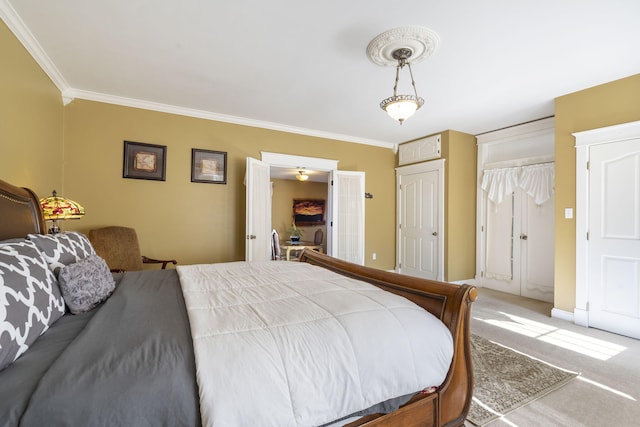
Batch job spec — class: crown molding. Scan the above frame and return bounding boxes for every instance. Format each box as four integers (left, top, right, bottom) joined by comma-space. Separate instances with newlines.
0, 0, 70, 95
65, 88, 396, 150
476, 116, 555, 145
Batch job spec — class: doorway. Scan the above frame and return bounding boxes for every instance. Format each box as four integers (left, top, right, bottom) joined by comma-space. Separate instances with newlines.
245, 153, 365, 264
475, 117, 556, 303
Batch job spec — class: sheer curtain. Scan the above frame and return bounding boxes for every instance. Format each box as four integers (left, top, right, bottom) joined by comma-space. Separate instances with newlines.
482, 163, 555, 206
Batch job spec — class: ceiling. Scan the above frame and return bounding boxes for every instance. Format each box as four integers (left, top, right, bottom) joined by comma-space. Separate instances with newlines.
2, 0, 639, 149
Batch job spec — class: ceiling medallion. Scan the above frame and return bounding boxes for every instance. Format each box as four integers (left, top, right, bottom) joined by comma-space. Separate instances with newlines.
366, 26, 440, 67
366, 26, 440, 125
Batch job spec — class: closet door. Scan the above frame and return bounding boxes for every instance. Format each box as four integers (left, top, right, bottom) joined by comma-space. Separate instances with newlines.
483, 193, 517, 294
520, 193, 555, 302
397, 170, 439, 280
396, 160, 444, 281
479, 164, 555, 302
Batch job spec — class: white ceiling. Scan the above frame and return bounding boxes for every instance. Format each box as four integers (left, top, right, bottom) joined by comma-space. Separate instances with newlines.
2, 0, 640, 149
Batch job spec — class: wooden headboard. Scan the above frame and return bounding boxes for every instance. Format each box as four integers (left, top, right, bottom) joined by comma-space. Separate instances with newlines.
0, 179, 46, 240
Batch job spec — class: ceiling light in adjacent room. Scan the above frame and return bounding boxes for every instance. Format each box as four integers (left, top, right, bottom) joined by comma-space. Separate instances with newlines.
296, 171, 309, 181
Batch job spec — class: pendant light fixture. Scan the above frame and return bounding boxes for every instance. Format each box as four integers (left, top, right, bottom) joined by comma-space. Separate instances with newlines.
296, 170, 309, 181
366, 26, 440, 125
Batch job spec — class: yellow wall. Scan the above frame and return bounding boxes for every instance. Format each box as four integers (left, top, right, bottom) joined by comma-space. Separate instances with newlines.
61, 99, 397, 267
0, 21, 63, 195
441, 130, 477, 282
439, 130, 477, 282
554, 73, 640, 312
271, 178, 328, 248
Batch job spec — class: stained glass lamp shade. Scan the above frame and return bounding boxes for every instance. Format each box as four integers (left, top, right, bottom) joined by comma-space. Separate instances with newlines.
39, 190, 85, 234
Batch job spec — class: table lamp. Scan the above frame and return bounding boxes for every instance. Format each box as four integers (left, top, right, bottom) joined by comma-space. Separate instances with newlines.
39, 190, 85, 234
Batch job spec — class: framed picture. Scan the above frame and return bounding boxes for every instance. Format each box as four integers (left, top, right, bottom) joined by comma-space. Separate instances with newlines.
123, 141, 167, 181
191, 149, 227, 184
293, 199, 326, 226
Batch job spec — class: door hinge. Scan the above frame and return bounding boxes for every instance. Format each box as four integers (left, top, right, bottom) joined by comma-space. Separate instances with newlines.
586, 161, 590, 170
586, 232, 589, 241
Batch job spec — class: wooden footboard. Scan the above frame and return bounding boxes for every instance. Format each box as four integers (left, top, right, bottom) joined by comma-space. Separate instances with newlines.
299, 249, 477, 427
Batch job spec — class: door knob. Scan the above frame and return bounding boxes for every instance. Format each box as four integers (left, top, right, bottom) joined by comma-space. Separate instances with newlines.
432, 231, 438, 236
520, 234, 528, 240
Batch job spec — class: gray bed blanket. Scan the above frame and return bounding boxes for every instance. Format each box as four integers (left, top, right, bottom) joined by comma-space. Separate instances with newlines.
0, 269, 201, 427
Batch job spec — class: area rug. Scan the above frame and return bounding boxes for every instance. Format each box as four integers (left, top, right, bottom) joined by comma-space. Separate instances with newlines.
467, 334, 578, 426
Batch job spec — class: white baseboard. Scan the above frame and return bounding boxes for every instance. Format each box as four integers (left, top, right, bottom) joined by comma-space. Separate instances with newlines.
551, 308, 574, 322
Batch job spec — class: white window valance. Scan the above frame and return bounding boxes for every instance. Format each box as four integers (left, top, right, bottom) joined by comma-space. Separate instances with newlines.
482, 163, 555, 205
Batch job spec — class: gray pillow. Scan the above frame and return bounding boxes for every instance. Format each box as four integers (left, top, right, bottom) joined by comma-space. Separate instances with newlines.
27, 232, 96, 272
0, 239, 66, 371
57, 255, 115, 314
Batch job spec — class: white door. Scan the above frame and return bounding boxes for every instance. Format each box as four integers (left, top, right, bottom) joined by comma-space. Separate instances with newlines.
588, 138, 640, 339
328, 170, 365, 265
245, 157, 271, 261
483, 194, 517, 293
397, 170, 439, 280
481, 188, 554, 302
520, 191, 555, 302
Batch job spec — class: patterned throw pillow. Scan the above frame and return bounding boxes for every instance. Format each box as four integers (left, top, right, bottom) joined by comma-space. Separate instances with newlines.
57, 255, 116, 314
27, 232, 95, 272
0, 239, 66, 371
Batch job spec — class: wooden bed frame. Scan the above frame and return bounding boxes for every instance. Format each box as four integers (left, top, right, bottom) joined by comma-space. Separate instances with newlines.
299, 249, 477, 427
0, 178, 477, 427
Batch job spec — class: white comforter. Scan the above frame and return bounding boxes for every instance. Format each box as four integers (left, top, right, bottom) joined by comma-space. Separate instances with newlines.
177, 261, 453, 427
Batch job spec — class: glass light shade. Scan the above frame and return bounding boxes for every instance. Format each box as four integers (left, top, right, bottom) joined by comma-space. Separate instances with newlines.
40, 193, 85, 220
380, 95, 424, 124
296, 172, 309, 181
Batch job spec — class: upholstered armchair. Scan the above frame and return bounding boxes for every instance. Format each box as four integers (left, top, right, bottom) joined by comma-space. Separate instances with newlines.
89, 226, 176, 272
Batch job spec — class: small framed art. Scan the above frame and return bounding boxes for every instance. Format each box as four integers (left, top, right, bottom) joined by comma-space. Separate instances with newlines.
123, 141, 167, 181
191, 149, 227, 184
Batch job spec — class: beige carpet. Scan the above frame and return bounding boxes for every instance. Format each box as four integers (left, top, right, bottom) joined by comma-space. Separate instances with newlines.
467, 334, 579, 426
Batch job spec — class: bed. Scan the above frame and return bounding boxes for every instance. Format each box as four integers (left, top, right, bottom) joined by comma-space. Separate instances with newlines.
0, 178, 477, 427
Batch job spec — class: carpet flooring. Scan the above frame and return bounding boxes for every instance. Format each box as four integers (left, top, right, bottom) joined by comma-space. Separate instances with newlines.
467, 334, 578, 426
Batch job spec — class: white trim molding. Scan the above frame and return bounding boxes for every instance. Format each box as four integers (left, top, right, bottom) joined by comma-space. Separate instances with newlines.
260, 152, 338, 171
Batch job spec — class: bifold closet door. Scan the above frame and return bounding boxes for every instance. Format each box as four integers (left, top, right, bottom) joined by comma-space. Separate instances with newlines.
482, 189, 554, 302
